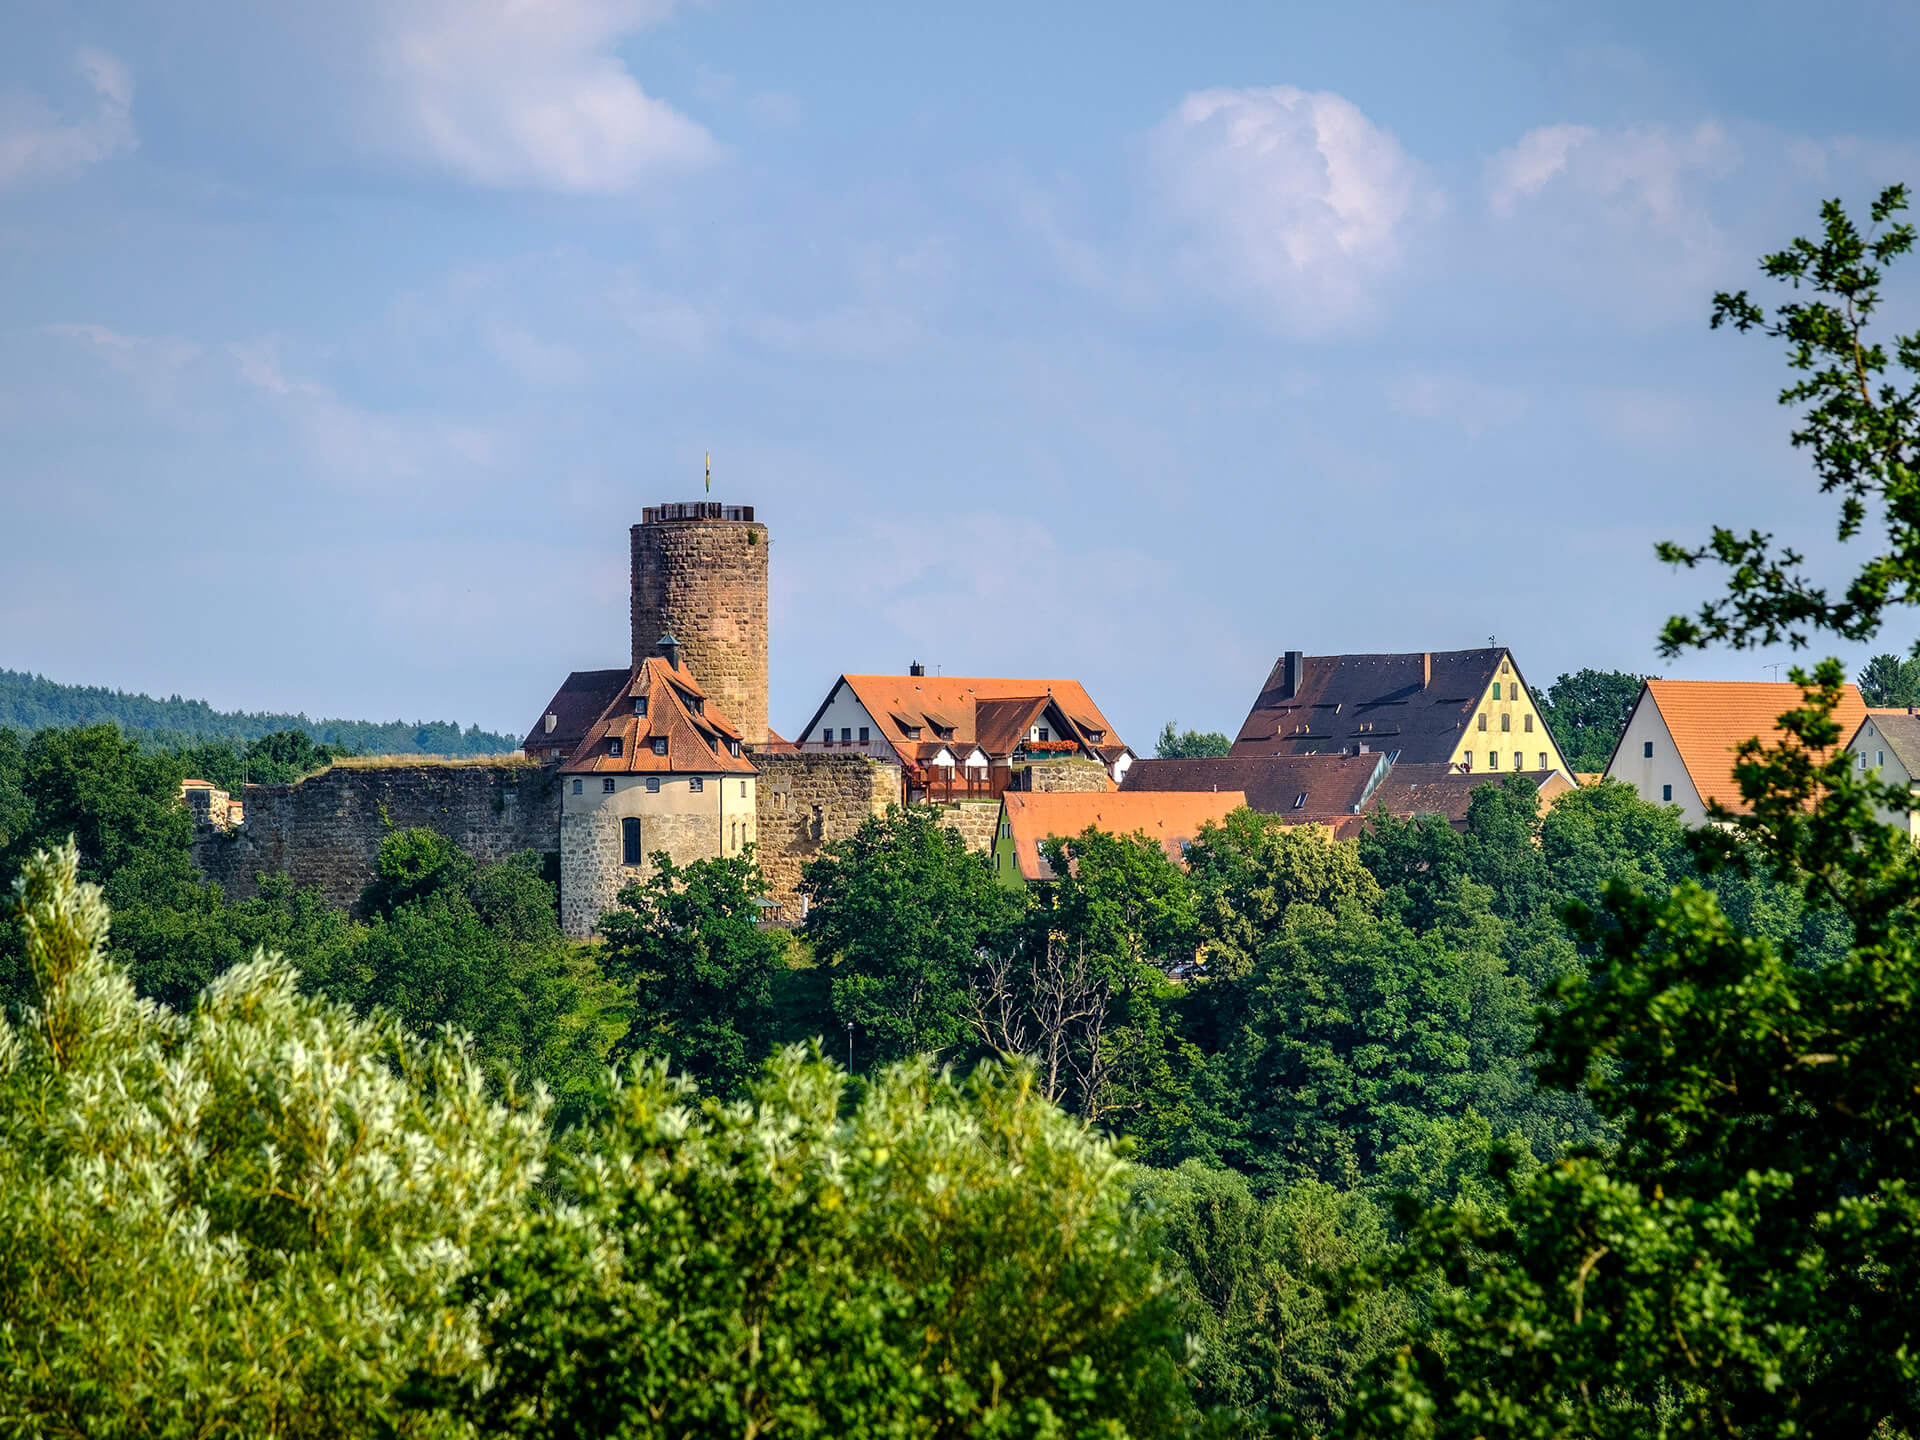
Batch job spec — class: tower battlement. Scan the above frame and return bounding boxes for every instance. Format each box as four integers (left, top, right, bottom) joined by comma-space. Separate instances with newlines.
630, 501, 769, 748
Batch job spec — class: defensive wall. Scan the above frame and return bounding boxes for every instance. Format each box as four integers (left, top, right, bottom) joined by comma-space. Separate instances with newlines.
192, 758, 559, 916
750, 752, 900, 920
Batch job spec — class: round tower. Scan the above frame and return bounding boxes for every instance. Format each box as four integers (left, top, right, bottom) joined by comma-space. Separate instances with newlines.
630, 501, 769, 747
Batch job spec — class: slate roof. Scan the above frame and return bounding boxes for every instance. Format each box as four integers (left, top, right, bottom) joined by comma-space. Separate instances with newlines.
524, 668, 632, 759
800, 675, 1129, 772
1119, 753, 1389, 819
560, 656, 758, 777
1622, 680, 1868, 816
1365, 764, 1573, 830
1231, 648, 1529, 764
1860, 710, 1920, 774
1001, 790, 1246, 881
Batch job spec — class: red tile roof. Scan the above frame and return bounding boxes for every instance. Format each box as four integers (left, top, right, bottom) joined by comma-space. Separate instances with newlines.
560, 656, 758, 776
1632, 679, 1868, 815
800, 675, 1128, 772
1001, 790, 1245, 881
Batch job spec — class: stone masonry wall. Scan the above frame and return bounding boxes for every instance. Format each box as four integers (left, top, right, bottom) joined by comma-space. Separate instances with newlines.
560, 806, 726, 938
925, 800, 1001, 854
193, 761, 560, 915
753, 752, 899, 921
631, 515, 770, 747
1015, 758, 1112, 794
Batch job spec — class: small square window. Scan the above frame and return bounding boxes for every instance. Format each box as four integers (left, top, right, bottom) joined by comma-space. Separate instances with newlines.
1293, 792, 1307, 809
1038, 728, 1049, 742
821, 728, 833, 744
1643, 741, 1654, 758
635, 696, 647, 717
1538, 753, 1548, 770
859, 726, 870, 743
841, 727, 852, 742
608, 737, 623, 757
689, 777, 704, 792
740, 780, 748, 796
602, 778, 616, 793
571, 778, 582, 795
652, 737, 668, 756
1662, 783, 1673, 802
646, 776, 660, 792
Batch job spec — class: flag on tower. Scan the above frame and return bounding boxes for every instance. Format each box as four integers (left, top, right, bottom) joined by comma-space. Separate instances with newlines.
705, 451, 711, 492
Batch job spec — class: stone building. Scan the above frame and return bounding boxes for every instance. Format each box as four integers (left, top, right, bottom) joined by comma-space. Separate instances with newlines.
552, 639, 759, 938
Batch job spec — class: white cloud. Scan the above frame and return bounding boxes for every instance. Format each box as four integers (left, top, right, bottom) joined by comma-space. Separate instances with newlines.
1386, 373, 1530, 438
1484, 121, 1738, 318
0, 49, 135, 186
369, 0, 718, 192
1147, 85, 1434, 335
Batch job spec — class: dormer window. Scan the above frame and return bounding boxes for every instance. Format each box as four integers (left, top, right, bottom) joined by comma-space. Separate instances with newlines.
651, 737, 668, 756
904, 725, 922, 739
1087, 729, 1104, 743
608, 737, 623, 757
635, 696, 647, 717
694, 698, 704, 716
934, 725, 954, 741
728, 740, 741, 757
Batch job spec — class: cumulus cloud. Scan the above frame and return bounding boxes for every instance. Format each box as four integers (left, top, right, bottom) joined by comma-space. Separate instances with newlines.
0, 49, 135, 186
1484, 121, 1738, 316
369, 0, 718, 192
1147, 85, 1433, 335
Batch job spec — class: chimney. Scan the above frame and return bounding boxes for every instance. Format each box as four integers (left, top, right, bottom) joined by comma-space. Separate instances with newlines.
1283, 651, 1304, 698
910, 661, 926, 677
1422, 652, 1432, 689
658, 632, 681, 671
543, 712, 557, 735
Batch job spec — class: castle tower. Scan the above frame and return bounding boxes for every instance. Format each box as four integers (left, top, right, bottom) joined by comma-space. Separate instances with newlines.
630, 502, 769, 748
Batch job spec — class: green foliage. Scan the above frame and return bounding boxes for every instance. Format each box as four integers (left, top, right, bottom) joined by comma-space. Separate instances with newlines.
1337, 188, 1920, 1440
0, 841, 549, 1437
0, 667, 519, 754
1659, 184, 1920, 652
1856, 648, 1920, 705
1156, 722, 1233, 759
426, 1051, 1209, 1439
1139, 1161, 1411, 1434
298, 830, 623, 1114
1533, 669, 1646, 774
173, 727, 345, 791
598, 849, 785, 1096
803, 805, 1031, 1066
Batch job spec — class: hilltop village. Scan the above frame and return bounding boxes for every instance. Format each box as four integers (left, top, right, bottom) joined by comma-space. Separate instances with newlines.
184, 499, 1906, 938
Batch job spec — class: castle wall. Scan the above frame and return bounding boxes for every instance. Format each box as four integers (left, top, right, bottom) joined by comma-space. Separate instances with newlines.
1015, 758, 1113, 794
924, 799, 1001, 854
631, 512, 770, 748
752, 753, 900, 921
192, 761, 559, 915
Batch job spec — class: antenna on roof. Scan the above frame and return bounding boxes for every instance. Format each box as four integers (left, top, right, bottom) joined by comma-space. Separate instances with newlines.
1765, 663, 1784, 681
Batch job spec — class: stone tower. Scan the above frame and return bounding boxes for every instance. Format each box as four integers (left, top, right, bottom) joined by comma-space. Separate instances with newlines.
630, 501, 769, 748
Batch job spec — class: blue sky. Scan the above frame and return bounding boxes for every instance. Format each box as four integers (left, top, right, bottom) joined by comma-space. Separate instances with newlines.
4, 1, 1919, 746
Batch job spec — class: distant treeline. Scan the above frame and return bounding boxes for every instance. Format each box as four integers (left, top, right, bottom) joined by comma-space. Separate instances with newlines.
0, 668, 520, 757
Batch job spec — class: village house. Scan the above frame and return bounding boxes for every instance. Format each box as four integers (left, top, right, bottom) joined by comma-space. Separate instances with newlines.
1846, 709, 1920, 837
991, 789, 1245, 886
1231, 647, 1570, 778
793, 667, 1133, 804
1604, 679, 1868, 826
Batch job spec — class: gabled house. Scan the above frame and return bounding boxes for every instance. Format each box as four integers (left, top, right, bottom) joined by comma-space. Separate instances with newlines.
1231, 647, 1570, 778
530, 636, 761, 938
1848, 710, 1920, 837
794, 666, 1132, 803
991, 789, 1246, 886
1605, 679, 1868, 826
